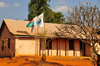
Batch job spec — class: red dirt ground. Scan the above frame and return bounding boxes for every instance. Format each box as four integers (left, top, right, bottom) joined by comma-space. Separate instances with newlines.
0, 56, 95, 66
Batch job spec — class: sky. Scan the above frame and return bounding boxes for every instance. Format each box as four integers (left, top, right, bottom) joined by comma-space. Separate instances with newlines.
0, 0, 100, 26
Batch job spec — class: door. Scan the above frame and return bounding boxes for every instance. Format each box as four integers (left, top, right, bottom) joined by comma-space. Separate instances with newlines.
80, 41, 86, 56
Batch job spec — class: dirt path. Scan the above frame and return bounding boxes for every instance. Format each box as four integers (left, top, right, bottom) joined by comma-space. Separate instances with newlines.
46, 56, 94, 66
0, 56, 94, 66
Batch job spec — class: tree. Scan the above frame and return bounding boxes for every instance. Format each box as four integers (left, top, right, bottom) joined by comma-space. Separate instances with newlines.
28, 0, 65, 23
54, 2, 100, 66
37, 30, 53, 61
24, 19, 28, 21
0, 38, 22, 60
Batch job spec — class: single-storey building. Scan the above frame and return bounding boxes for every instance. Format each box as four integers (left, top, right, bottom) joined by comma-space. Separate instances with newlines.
0, 19, 91, 57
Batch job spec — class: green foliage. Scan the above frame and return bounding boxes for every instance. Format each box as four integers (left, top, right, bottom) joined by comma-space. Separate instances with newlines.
65, 22, 75, 25
28, 0, 65, 24
24, 19, 28, 21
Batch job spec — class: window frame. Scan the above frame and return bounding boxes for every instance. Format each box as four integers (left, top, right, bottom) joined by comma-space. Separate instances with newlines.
69, 40, 74, 50
80, 41, 82, 50
46, 39, 52, 49
2, 40, 4, 50
8, 38, 10, 49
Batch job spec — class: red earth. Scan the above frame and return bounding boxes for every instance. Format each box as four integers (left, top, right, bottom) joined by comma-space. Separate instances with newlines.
0, 56, 95, 66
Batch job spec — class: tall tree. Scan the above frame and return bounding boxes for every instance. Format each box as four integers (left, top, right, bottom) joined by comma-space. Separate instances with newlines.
54, 2, 100, 66
28, 0, 65, 23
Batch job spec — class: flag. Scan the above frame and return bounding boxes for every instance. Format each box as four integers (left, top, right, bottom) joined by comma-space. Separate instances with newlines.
31, 26, 34, 33
36, 13, 43, 28
26, 16, 37, 27
26, 16, 37, 32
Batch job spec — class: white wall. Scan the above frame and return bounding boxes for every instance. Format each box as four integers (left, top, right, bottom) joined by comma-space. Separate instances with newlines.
15, 37, 40, 56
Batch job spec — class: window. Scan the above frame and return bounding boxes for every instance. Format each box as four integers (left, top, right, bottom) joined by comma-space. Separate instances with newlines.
80, 41, 82, 50
69, 40, 74, 50
8, 38, 10, 49
2, 40, 4, 50
46, 39, 52, 49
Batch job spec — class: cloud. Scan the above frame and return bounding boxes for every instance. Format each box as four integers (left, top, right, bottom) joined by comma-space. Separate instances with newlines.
52, 6, 71, 12
0, 2, 10, 8
14, 3, 21, 7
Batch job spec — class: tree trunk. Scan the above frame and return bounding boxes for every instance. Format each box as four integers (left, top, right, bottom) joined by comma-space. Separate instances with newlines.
11, 53, 13, 60
97, 55, 100, 66
41, 53, 46, 62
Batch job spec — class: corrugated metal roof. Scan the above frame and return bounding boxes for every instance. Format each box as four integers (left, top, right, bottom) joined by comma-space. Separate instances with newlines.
1, 19, 91, 39
2, 19, 61, 37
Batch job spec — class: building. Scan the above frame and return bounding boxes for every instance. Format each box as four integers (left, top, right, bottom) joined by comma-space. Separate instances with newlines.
0, 19, 91, 57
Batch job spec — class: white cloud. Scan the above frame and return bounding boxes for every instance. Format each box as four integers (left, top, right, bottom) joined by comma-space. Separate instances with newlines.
0, 2, 10, 8
14, 3, 21, 7
52, 6, 71, 12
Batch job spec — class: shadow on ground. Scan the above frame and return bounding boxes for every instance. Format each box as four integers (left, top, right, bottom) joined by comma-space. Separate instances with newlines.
19, 60, 64, 66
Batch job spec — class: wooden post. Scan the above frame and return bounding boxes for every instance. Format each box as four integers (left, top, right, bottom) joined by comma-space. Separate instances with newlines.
73, 40, 75, 56
35, 26, 37, 61
34, 25, 38, 61
59, 39, 60, 56
47, 39, 50, 56
65, 38, 67, 56
39, 39, 41, 56
57, 38, 58, 56
37, 27, 38, 61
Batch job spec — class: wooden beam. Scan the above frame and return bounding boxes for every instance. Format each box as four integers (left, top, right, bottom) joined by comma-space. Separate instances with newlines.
48, 40, 49, 56
84, 43, 86, 56
65, 38, 67, 56
39, 39, 41, 56
73, 39, 75, 56
57, 38, 58, 56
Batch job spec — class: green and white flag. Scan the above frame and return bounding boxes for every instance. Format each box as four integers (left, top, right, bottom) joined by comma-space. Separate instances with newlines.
36, 13, 44, 28
26, 16, 37, 32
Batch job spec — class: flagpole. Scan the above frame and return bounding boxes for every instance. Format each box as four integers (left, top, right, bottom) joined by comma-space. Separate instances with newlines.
44, 16, 46, 56
35, 26, 37, 61
42, 11, 47, 60
37, 25, 38, 61
35, 23, 38, 61
34, 13, 44, 61
35, 25, 38, 61
43, 4, 46, 61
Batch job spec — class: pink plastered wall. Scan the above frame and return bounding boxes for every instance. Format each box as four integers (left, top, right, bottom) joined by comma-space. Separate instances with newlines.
85, 44, 91, 56
40, 38, 91, 56
0, 24, 15, 57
